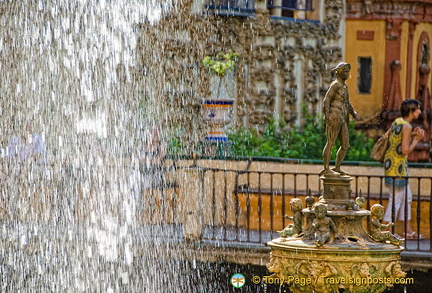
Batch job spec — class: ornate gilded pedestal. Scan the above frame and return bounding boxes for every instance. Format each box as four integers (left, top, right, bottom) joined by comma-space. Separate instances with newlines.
267, 174, 405, 293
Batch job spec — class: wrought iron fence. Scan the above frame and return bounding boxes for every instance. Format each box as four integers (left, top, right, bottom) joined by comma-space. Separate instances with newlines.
161, 161, 432, 254
3, 157, 429, 256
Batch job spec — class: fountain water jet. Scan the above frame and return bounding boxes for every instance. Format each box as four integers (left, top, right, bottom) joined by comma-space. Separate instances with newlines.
0, 1, 209, 292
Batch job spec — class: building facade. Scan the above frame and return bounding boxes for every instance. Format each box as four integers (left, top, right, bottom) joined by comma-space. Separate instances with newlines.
139, 0, 346, 153
345, 0, 432, 161
138, 0, 432, 159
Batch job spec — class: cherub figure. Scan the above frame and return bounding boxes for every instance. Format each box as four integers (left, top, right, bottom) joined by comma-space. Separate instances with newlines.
368, 204, 401, 246
312, 204, 338, 246
278, 198, 303, 238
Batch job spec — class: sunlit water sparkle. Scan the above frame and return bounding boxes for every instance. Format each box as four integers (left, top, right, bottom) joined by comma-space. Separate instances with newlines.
0, 1, 208, 292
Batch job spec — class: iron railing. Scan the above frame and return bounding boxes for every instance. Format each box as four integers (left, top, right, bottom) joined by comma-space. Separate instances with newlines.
3, 157, 430, 256
159, 161, 432, 254
267, 0, 313, 11
206, 0, 255, 15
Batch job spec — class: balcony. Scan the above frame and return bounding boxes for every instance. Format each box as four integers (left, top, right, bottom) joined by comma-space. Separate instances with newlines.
206, 0, 255, 16
267, 0, 315, 21
205, 0, 318, 22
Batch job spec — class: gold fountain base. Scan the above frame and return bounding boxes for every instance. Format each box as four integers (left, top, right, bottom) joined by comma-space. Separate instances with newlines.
267, 237, 405, 293
267, 174, 406, 293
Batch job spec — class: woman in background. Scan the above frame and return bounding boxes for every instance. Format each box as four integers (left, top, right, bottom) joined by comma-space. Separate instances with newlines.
383, 99, 425, 239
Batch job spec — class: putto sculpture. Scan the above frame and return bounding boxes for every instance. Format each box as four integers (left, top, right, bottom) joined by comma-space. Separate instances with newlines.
277, 198, 303, 238
311, 203, 338, 247
369, 204, 401, 246
267, 61, 405, 293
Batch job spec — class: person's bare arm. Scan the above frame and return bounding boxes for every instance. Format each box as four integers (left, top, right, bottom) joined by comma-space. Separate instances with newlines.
401, 124, 424, 155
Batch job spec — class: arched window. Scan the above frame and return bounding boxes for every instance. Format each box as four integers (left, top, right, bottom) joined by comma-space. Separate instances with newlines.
414, 32, 431, 153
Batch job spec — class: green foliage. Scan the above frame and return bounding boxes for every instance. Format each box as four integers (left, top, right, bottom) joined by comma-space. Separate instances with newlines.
167, 136, 183, 156
165, 124, 185, 156
202, 51, 239, 77
345, 122, 376, 162
228, 114, 375, 162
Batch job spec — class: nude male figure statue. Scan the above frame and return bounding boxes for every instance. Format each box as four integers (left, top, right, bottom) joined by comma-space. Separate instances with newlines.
321, 62, 360, 176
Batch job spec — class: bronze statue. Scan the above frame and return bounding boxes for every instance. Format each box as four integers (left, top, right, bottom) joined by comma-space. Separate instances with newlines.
277, 198, 303, 237
322, 62, 360, 176
368, 204, 401, 246
312, 204, 338, 246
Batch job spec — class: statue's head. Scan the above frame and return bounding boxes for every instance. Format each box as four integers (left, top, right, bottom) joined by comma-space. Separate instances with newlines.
314, 203, 327, 219
331, 62, 351, 76
290, 198, 303, 211
370, 204, 385, 218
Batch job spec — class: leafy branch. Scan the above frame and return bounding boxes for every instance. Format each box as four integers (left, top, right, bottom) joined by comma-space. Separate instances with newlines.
203, 51, 239, 99
202, 51, 239, 77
